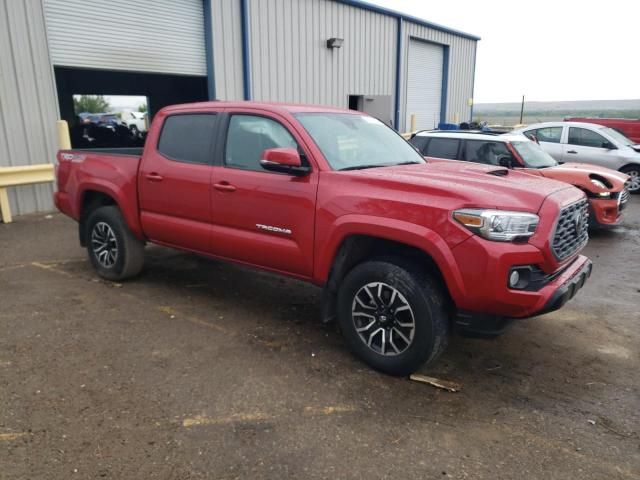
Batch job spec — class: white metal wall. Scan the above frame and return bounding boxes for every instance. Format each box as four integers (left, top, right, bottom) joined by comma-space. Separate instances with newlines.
400, 21, 477, 131
0, 0, 58, 216
405, 39, 443, 130
246, 0, 397, 108
43, 0, 207, 75
210, 0, 245, 100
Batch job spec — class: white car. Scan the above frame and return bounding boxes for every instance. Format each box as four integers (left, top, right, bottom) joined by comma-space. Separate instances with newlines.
119, 110, 148, 135
512, 121, 640, 192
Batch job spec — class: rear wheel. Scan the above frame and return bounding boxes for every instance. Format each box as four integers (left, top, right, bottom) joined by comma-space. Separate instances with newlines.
337, 258, 449, 376
86, 206, 144, 280
621, 165, 640, 193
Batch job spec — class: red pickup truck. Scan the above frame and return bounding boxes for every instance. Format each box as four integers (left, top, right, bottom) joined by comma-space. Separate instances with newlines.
55, 101, 592, 375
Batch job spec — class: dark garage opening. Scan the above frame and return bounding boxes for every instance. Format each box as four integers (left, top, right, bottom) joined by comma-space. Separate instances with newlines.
54, 67, 208, 148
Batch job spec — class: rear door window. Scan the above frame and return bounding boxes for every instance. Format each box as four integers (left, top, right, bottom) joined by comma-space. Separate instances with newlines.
157, 114, 218, 164
425, 138, 460, 159
464, 140, 513, 165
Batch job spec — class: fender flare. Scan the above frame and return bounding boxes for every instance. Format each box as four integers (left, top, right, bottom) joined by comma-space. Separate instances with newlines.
314, 214, 467, 304
77, 180, 144, 240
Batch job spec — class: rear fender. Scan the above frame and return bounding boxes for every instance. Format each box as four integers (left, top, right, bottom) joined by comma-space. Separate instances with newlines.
77, 180, 144, 240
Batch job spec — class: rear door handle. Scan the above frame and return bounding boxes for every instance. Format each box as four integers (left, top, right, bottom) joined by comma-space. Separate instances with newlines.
567, 150, 578, 154
213, 182, 236, 193
145, 172, 164, 182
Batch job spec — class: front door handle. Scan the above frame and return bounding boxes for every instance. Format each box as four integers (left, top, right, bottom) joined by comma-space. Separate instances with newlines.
567, 150, 578, 154
145, 172, 164, 182
213, 182, 236, 193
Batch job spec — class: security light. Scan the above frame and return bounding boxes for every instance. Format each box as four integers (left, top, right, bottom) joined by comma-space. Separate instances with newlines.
326, 37, 344, 49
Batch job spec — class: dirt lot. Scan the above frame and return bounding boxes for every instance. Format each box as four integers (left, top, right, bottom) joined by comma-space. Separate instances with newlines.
1, 198, 639, 479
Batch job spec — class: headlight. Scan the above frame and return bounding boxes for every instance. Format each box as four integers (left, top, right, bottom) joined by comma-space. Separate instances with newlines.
453, 209, 539, 242
590, 178, 611, 197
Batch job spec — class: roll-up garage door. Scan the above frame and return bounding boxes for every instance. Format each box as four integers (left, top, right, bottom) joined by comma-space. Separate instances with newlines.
43, 0, 206, 76
406, 40, 443, 130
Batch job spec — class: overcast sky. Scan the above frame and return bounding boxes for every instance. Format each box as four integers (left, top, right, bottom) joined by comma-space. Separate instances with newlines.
369, 0, 638, 103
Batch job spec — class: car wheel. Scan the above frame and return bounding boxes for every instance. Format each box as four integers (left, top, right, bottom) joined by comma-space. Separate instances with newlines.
621, 165, 640, 193
130, 125, 139, 136
86, 206, 144, 281
337, 257, 449, 376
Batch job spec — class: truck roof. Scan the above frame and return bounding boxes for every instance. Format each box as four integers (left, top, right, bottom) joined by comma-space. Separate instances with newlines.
161, 100, 357, 115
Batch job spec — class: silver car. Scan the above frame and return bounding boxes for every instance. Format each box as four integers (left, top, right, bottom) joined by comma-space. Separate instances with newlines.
512, 121, 640, 192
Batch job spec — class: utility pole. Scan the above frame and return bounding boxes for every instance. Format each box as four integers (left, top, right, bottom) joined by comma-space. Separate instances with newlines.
519, 95, 525, 124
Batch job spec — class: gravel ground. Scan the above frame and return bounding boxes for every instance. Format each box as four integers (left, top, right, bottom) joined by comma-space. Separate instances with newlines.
1, 197, 639, 479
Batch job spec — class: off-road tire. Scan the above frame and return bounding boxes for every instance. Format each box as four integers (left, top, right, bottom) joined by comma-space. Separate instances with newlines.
337, 257, 449, 376
86, 206, 144, 281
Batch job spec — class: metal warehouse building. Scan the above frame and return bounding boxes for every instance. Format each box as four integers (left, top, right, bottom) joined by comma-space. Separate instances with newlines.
0, 0, 479, 216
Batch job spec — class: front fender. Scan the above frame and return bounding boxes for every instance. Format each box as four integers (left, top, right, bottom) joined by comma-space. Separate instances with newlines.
313, 214, 467, 305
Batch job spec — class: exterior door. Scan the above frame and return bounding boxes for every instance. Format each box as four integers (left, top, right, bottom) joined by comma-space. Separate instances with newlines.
406, 39, 444, 131
209, 111, 319, 278
564, 126, 619, 168
138, 112, 219, 253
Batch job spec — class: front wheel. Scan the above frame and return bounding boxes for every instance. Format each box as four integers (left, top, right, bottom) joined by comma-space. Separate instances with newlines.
337, 258, 449, 376
621, 165, 640, 193
86, 206, 145, 281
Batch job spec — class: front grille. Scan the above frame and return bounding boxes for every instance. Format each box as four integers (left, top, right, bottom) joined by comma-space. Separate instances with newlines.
619, 184, 630, 211
551, 199, 589, 260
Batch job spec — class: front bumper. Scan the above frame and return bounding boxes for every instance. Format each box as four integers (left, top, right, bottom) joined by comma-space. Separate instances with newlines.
454, 256, 592, 337
589, 197, 623, 226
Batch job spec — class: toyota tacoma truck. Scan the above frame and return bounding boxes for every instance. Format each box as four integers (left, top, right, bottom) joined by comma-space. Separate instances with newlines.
55, 101, 592, 376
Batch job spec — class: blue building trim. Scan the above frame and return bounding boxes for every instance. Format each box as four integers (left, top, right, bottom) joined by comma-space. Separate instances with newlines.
335, 0, 480, 41
469, 43, 477, 121
202, 0, 216, 100
440, 45, 450, 125
393, 17, 403, 130
240, 0, 252, 100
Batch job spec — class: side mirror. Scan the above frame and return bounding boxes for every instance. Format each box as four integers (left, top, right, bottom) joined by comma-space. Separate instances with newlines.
260, 148, 311, 176
498, 155, 516, 169
603, 142, 617, 150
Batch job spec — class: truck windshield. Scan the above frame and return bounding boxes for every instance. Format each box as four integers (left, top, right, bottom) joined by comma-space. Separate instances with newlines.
295, 113, 425, 170
511, 141, 557, 168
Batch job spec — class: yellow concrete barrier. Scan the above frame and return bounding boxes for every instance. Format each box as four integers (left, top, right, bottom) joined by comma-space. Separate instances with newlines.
0, 164, 55, 224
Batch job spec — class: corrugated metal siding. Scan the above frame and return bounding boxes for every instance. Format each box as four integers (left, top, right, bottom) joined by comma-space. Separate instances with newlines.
406, 39, 443, 130
210, 0, 244, 100
43, 0, 206, 76
0, 0, 58, 216
246, 0, 396, 108
401, 21, 476, 131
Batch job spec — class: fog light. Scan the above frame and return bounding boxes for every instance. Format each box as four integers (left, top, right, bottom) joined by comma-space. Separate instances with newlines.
509, 270, 520, 288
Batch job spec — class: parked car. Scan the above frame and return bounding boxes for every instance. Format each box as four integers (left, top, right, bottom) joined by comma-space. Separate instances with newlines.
54, 101, 592, 376
409, 131, 630, 227
511, 122, 640, 193
120, 110, 148, 135
565, 117, 640, 144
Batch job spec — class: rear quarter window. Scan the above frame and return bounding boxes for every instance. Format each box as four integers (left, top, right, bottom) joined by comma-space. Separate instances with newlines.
157, 114, 218, 164
425, 137, 460, 159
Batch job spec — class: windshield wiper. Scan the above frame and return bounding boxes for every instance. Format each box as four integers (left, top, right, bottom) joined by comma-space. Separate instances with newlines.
339, 164, 387, 171
339, 161, 422, 171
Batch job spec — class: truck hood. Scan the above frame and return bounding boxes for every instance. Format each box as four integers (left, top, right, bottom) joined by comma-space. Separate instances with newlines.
537, 162, 629, 192
350, 159, 573, 213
